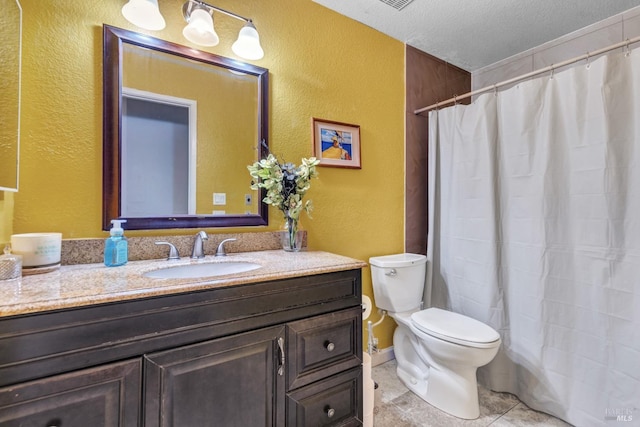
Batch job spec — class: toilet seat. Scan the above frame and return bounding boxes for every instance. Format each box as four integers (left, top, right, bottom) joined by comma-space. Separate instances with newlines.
411, 308, 500, 349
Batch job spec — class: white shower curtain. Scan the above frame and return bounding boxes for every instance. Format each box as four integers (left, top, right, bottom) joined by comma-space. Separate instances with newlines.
427, 48, 640, 426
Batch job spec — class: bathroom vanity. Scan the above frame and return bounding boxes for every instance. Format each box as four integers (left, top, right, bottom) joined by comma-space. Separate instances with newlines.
0, 250, 365, 426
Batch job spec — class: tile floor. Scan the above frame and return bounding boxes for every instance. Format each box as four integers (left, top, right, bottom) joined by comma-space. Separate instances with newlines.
371, 360, 572, 426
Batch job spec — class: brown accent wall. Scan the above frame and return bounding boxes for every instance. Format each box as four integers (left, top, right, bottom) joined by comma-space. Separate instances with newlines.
405, 46, 471, 254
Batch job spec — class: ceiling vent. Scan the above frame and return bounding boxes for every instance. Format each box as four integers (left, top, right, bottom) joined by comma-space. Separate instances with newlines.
378, 0, 415, 11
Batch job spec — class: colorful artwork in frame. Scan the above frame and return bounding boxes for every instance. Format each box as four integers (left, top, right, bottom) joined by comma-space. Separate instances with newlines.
312, 118, 361, 169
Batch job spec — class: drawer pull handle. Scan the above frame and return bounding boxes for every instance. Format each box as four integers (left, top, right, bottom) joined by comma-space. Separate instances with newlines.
277, 337, 285, 376
325, 407, 335, 418
324, 341, 335, 352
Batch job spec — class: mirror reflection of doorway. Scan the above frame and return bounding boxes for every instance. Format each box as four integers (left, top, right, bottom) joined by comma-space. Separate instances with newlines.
121, 88, 196, 217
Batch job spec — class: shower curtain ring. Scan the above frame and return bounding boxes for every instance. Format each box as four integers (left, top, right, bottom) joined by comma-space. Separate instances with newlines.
453, 95, 458, 105
493, 84, 498, 96
625, 39, 631, 57
586, 52, 591, 69
550, 65, 555, 80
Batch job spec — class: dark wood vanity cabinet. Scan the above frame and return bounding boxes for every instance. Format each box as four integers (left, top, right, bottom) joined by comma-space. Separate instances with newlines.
0, 269, 363, 426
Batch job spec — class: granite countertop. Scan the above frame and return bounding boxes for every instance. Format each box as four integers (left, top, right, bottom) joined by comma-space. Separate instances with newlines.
0, 250, 367, 317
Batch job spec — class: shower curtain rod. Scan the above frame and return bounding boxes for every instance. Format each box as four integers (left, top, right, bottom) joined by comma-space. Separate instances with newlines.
414, 35, 640, 115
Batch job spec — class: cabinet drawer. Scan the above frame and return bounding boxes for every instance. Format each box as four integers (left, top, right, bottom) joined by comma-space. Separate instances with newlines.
0, 359, 140, 427
287, 307, 362, 390
286, 368, 362, 427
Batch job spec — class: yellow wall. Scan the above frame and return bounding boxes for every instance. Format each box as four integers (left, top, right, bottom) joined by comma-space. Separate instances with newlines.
4, 0, 404, 349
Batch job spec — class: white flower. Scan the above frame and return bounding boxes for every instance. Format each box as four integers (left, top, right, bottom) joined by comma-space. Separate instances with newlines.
248, 154, 319, 222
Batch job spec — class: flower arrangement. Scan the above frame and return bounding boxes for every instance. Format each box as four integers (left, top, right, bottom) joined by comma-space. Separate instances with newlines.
248, 153, 320, 251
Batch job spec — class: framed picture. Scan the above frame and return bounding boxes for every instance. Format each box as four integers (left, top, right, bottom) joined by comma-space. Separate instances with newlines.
312, 118, 361, 169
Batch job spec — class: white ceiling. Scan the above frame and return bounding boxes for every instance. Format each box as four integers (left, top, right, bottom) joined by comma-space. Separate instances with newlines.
312, 0, 640, 71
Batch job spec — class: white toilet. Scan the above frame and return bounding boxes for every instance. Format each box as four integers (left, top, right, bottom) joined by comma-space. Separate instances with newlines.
369, 253, 501, 419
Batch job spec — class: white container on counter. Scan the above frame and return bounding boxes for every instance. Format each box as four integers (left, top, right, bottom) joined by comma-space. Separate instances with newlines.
10, 233, 62, 270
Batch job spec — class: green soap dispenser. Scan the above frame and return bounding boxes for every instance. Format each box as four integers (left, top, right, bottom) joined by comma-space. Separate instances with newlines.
104, 219, 128, 267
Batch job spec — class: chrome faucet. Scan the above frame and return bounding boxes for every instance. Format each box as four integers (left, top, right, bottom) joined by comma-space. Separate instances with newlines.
215, 238, 237, 257
191, 231, 209, 259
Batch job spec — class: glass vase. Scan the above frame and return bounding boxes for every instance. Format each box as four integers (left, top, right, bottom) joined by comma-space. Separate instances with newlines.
282, 217, 304, 252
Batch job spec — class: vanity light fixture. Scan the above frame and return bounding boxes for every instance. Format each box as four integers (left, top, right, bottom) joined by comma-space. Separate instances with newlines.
121, 0, 166, 31
182, 0, 264, 60
231, 21, 263, 60
182, 5, 219, 46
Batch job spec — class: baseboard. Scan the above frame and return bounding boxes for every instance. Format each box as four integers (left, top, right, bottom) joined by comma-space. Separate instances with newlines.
370, 347, 395, 367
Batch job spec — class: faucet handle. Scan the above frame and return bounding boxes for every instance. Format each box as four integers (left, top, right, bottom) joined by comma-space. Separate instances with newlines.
215, 238, 237, 257
155, 241, 180, 260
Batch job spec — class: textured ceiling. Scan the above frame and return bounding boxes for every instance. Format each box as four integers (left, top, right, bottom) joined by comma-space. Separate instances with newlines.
312, 0, 640, 71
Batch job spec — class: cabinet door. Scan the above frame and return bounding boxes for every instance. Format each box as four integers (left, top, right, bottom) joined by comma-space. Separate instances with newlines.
144, 326, 285, 427
0, 359, 141, 427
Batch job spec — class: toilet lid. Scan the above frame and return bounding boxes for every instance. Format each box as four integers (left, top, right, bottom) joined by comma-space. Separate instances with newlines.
369, 253, 426, 268
411, 308, 500, 347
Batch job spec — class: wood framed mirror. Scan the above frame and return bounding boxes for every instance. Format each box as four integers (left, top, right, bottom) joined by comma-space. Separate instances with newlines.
103, 25, 269, 230
0, 0, 22, 192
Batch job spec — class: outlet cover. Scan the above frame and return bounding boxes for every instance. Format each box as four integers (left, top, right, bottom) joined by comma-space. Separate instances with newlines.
213, 193, 226, 205
245, 194, 252, 205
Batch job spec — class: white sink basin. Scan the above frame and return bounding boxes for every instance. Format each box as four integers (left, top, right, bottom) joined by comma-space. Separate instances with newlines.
144, 261, 262, 279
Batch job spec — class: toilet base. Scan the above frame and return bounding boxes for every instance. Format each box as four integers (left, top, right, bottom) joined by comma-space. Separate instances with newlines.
393, 323, 482, 420
398, 363, 481, 420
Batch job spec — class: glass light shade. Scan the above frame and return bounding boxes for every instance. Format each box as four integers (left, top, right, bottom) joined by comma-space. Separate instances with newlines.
121, 0, 166, 31
232, 22, 264, 60
183, 8, 219, 46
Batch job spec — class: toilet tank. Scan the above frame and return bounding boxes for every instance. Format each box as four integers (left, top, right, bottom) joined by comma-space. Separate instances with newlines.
369, 253, 427, 313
